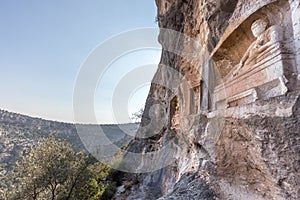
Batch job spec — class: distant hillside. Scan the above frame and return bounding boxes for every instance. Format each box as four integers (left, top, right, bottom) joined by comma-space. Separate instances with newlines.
0, 109, 138, 191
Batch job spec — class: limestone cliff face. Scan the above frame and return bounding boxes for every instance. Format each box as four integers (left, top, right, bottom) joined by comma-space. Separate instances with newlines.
124, 0, 300, 199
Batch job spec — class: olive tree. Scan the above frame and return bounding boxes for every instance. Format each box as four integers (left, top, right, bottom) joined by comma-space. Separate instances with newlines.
9, 136, 114, 200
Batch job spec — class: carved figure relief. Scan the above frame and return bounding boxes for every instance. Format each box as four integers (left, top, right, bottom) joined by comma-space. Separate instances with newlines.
231, 18, 283, 77
210, 2, 295, 109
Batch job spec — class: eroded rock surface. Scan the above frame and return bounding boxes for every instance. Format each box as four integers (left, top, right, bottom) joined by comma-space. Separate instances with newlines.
123, 0, 300, 199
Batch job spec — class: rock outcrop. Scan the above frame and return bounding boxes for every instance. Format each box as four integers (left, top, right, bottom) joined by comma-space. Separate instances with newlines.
123, 0, 300, 199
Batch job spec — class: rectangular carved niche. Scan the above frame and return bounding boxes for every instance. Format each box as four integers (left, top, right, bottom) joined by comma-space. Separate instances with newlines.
189, 85, 200, 115
170, 96, 180, 130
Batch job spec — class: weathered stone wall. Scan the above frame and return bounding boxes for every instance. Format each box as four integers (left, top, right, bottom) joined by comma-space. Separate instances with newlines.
290, 0, 300, 85
123, 0, 300, 199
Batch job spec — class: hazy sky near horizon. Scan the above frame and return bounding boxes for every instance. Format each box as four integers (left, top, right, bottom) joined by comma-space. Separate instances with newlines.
0, 1, 161, 124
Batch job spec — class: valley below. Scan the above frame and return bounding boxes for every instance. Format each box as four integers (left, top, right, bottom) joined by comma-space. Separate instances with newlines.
0, 109, 138, 194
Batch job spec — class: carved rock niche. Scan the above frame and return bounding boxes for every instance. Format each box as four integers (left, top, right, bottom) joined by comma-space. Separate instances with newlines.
181, 63, 202, 114
170, 96, 180, 130
211, 0, 295, 110
189, 85, 200, 115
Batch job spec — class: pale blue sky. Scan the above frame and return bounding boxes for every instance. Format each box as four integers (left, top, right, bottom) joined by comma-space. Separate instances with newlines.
0, 1, 161, 123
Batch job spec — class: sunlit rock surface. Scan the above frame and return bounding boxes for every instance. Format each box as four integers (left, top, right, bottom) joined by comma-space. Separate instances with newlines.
123, 0, 300, 199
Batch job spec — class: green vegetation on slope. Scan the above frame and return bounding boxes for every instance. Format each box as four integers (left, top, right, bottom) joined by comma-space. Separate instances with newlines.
0, 110, 139, 199
2, 136, 117, 200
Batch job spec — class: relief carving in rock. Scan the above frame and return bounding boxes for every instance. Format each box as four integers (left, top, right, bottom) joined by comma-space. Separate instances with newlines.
231, 18, 283, 77
212, 9, 290, 109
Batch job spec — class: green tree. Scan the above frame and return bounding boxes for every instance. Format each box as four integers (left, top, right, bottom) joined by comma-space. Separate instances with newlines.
130, 107, 144, 123
8, 136, 115, 200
